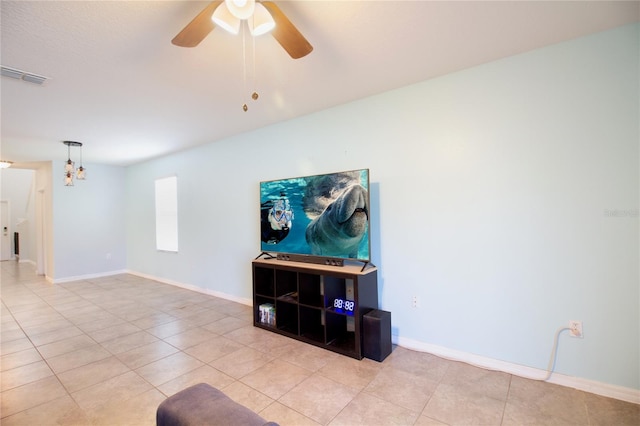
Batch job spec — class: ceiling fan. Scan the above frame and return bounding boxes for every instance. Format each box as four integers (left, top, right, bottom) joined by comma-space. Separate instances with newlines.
172, 0, 313, 59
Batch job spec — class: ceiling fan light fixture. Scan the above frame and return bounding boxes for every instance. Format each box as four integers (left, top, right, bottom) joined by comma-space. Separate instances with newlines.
225, 0, 255, 20
248, 3, 275, 36
212, 2, 241, 34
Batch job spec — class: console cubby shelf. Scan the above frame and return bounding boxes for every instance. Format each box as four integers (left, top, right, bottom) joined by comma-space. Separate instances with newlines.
252, 258, 379, 359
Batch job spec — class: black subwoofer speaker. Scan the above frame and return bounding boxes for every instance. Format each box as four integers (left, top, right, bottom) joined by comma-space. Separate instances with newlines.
363, 309, 392, 362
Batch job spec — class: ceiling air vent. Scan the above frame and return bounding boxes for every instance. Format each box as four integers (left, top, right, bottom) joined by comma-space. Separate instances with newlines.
1, 66, 49, 85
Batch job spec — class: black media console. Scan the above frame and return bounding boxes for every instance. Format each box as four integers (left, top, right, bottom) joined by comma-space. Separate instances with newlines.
252, 258, 379, 359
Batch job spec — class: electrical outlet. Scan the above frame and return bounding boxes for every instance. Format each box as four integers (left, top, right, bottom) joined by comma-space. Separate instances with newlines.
412, 296, 419, 308
569, 320, 583, 338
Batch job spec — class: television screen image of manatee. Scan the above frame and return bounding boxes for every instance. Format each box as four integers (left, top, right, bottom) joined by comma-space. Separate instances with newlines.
260, 169, 370, 261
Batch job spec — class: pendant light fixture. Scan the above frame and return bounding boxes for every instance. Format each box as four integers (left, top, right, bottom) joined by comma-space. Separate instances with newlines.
62, 141, 85, 186
76, 143, 86, 180
64, 141, 75, 186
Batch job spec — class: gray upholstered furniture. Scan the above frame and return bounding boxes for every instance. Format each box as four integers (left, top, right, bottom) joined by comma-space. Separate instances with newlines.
156, 383, 278, 426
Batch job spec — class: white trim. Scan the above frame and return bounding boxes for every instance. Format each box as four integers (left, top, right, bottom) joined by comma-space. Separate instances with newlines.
51, 269, 128, 284
126, 270, 252, 306
393, 335, 640, 404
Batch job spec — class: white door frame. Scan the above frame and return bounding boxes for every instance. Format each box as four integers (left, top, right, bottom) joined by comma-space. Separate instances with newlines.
0, 200, 11, 261
36, 188, 46, 275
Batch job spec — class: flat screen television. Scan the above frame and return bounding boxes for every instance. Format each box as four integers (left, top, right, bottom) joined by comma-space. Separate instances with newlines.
259, 169, 370, 265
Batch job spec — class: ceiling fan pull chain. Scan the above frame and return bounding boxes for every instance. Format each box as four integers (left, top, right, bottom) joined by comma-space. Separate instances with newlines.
242, 23, 248, 112
252, 24, 259, 102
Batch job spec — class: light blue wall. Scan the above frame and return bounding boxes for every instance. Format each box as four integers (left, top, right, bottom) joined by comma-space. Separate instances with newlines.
53, 161, 127, 279
125, 24, 639, 390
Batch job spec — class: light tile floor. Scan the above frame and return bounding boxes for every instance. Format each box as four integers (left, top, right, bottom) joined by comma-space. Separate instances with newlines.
1, 261, 638, 425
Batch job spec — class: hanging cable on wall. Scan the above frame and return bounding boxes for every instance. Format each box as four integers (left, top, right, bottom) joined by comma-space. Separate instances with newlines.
540, 326, 571, 381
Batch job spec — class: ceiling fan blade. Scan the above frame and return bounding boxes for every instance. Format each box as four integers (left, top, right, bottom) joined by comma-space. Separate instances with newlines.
172, 1, 222, 47
261, 1, 313, 59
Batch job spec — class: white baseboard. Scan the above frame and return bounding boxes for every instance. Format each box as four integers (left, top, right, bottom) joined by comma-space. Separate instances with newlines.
51, 269, 128, 284
394, 335, 640, 404
125, 270, 253, 306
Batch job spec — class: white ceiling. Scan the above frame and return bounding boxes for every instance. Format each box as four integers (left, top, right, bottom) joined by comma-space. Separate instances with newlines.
1, 0, 638, 167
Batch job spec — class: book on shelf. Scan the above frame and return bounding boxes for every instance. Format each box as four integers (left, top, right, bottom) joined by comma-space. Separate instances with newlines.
259, 303, 276, 326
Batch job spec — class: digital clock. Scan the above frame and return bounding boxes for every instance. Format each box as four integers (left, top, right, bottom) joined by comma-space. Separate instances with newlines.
333, 298, 355, 315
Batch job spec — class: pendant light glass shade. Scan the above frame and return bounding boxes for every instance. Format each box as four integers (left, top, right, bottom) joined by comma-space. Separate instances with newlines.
64, 171, 74, 186
212, 2, 241, 34
248, 3, 275, 36
76, 144, 86, 180
225, 0, 255, 20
